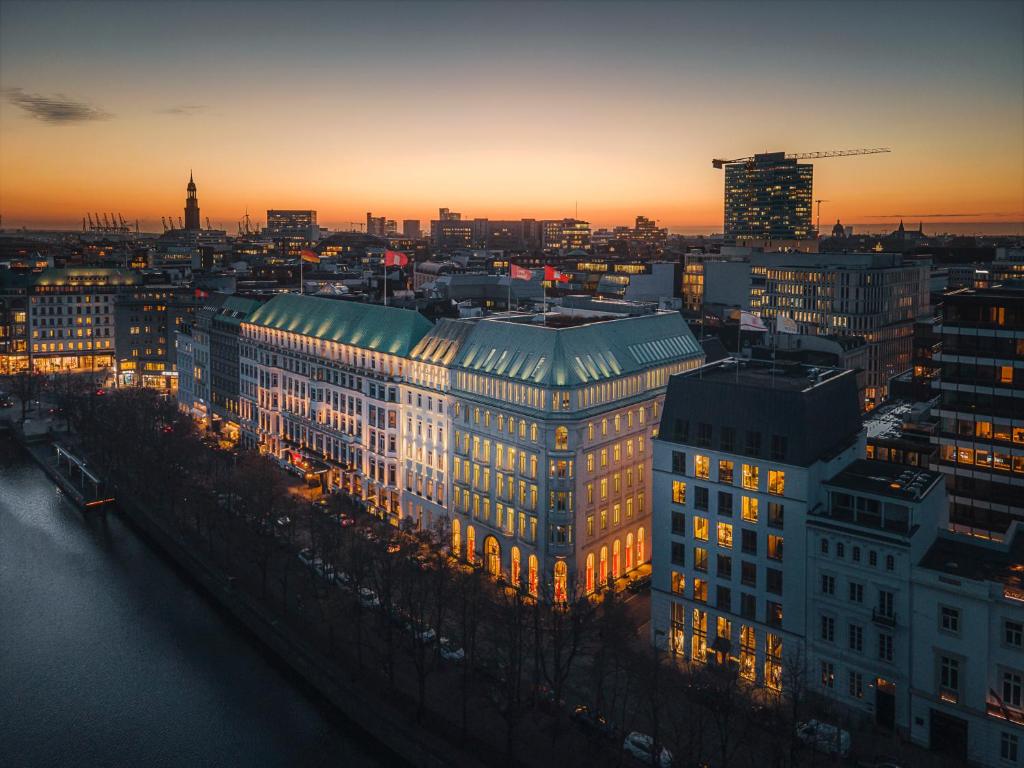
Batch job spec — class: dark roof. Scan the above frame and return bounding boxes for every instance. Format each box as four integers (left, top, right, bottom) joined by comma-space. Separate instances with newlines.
658, 360, 862, 467
824, 459, 942, 503
918, 532, 1024, 589
700, 336, 729, 364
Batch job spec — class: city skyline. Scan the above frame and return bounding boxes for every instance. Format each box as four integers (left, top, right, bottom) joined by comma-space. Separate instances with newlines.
1, 0, 1022, 233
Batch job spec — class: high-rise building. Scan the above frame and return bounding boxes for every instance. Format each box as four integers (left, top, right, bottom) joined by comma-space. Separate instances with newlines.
724, 152, 813, 243
931, 288, 1024, 540
541, 219, 591, 252
402, 219, 421, 239
184, 172, 201, 231
366, 212, 387, 237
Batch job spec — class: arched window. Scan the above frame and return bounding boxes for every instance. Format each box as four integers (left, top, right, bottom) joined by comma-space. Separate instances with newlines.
585, 553, 595, 594
555, 426, 569, 451
530, 424, 538, 442
452, 518, 461, 558
599, 546, 609, 588
637, 527, 646, 565
613, 540, 621, 579
511, 546, 521, 587
528, 555, 538, 597
466, 525, 476, 565
626, 532, 635, 571
484, 536, 501, 579
554, 560, 567, 604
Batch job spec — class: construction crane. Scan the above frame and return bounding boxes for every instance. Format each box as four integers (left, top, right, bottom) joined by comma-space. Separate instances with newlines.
711, 147, 890, 170
814, 199, 830, 235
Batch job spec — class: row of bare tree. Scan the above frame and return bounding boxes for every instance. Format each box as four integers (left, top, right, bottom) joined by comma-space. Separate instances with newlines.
35, 385, 945, 768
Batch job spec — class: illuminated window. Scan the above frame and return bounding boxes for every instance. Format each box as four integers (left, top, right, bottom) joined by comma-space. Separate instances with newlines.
717, 522, 733, 549
739, 625, 756, 680
765, 634, 783, 691
718, 460, 734, 484
695, 455, 710, 479
742, 496, 759, 522
554, 561, 567, 604
768, 534, 784, 561
692, 609, 707, 661
693, 578, 707, 603
672, 480, 687, 504
693, 516, 709, 541
528, 555, 538, 597
768, 470, 785, 496
742, 464, 759, 490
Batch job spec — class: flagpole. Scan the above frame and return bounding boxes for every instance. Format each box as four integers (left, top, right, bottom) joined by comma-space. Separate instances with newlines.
300, 256, 304, 295
382, 254, 387, 308
507, 261, 513, 314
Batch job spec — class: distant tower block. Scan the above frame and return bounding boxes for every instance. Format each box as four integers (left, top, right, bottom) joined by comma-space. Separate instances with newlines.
184, 171, 201, 231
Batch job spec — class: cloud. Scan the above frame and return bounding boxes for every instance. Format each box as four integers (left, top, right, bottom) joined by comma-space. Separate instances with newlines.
158, 104, 207, 116
3, 87, 112, 124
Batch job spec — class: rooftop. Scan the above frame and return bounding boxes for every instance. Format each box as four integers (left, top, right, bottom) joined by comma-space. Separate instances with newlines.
411, 310, 701, 387
687, 358, 849, 393
245, 293, 433, 356
919, 531, 1024, 589
825, 459, 942, 503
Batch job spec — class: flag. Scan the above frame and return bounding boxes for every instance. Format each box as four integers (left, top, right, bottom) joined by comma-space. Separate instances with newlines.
775, 315, 799, 334
384, 250, 408, 267
543, 265, 570, 283
510, 264, 533, 280
739, 311, 768, 332
300, 249, 320, 264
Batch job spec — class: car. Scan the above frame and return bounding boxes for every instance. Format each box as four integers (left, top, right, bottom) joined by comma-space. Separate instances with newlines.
796, 720, 850, 757
439, 638, 465, 662
402, 621, 436, 644
571, 705, 616, 741
627, 574, 652, 593
338, 515, 356, 527
275, 515, 291, 529
333, 571, 352, 590
357, 587, 380, 608
0, 397, 13, 409
297, 549, 313, 567
623, 732, 672, 767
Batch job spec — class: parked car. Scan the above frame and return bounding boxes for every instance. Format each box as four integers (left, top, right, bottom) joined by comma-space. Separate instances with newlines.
571, 705, 616, 741
627, 574, 652, 593
333, 571, 352, 590
403, 622, 436, 644
357, 587, 380, 608
623, 732, 672, 767
297, 549, 313, 567
338, 515, 356, 527
275, 515, 291, 530
439, 637, 464, 662
796, 720, 850, 757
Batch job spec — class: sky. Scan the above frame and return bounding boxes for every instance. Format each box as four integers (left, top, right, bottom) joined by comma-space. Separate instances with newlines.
1, 0, 1022, 234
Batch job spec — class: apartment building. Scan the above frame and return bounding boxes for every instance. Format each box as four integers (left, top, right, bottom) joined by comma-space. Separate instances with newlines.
652, 361, 864, 689
910, 531, 1024, 765
807, 460, 945, 731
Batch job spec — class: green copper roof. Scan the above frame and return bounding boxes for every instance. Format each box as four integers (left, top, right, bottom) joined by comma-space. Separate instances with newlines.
418, 311, 702, 388
246, 293, 433, 357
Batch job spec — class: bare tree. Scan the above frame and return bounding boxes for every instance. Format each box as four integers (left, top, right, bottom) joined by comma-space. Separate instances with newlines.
3, 369, 44, 423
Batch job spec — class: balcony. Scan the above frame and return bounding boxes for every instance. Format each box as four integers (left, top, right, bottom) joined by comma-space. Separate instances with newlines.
872, 608, 896, 627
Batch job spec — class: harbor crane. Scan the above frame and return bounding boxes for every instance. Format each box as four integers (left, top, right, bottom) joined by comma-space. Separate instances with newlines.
711, 147, 890, 170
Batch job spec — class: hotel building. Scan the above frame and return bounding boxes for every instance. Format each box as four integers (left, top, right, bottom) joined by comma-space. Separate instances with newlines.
235, 293, 703, 599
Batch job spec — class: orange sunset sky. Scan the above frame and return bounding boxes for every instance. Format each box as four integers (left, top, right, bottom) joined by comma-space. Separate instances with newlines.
1, 1, 1022, 234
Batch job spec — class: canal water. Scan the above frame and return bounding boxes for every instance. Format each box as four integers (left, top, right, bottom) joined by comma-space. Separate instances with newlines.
0, 438, 382, 768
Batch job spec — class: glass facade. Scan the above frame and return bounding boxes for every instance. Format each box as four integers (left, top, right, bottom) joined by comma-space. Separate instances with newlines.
724, 152, 813, 243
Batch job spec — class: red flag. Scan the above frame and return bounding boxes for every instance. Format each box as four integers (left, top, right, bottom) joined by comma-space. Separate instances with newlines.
300, 249, 320, 264
510, 264, 532, 280
544, 265, 570, 283
384, 250, 408, 267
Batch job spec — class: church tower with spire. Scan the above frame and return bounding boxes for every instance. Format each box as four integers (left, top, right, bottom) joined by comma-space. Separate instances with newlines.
184, 171, 201, 231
